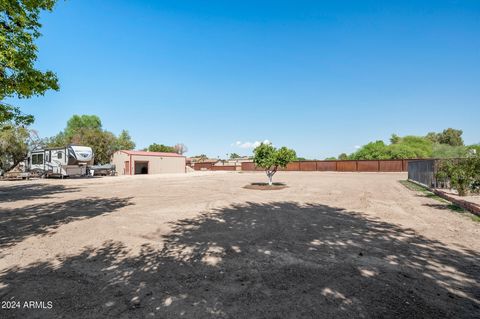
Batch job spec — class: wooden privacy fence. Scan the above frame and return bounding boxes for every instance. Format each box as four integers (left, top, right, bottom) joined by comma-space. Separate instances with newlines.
193, 163, 215, 170
193, 163, 238, 171
210, 165, 238, 171
241, 160, 411, 172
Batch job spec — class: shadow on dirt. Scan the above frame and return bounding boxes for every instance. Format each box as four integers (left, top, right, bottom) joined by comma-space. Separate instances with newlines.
423, 203, 463, 211
0, 197, 133, 248
0, 183, 79, 202
0, 202, 478, 318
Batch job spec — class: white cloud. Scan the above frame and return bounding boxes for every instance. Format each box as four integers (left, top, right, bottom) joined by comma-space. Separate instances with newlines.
234, 140, 271, 149
354, 145, 361, 149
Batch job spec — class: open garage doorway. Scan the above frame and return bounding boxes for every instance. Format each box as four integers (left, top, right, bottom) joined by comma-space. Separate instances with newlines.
134, 161, 149, 174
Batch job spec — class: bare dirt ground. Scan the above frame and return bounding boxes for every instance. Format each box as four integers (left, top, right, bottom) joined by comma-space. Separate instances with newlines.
0, 172, 479, 318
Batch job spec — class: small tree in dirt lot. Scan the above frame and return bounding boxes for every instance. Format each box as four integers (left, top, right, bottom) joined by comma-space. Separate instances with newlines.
253, 143, 296, 185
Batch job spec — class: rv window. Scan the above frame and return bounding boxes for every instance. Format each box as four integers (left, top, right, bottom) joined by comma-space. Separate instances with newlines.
57, 152, 63, 159
32, 154, 44, 165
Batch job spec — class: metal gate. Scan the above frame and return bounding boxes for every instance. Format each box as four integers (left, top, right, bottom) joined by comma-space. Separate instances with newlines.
408, 159, 437, 187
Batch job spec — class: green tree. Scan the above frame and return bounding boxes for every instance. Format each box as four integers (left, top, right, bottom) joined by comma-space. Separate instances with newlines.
229, 152, 241, 159
343, 129, 468, 160
350, 141, 390, 160
389, 136, 433, 158
338, 153, 348, 160
425, 132, 439, 144
0, 102, 33, 125
115, 130, 135, 151
390, 134, 401, 144
64, 115, 102, 140
387, 143, 423, 159
1, 0, 59, 125
437, 157, 480, 196
437, 128, 464, 147
46, 115, 136, 164
431, 144, 468, 159
78, 129, 117, 164
46, 114, 103, 147
253, 143, 296, 185
43, 131, 67, 147
0, 124, 32, 173
325, 157, 337, 160
147, 143, 176, 153
351, 136, 433, 160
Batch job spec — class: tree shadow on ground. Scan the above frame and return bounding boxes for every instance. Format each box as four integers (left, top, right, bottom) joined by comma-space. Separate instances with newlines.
0, 183, 79, 202
0, 202, 479, 318
423, 203, 463, 211
0, 197, 133, 249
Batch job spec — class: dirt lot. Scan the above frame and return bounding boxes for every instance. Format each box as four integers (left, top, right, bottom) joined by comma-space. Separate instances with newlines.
0, 172, 479, 318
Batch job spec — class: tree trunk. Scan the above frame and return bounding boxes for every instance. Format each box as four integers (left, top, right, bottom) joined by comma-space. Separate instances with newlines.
265, 166, 278, 186
3, 153, 27, 173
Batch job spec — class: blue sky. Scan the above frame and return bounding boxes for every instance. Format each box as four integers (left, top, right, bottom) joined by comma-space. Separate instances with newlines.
7, 0, 480, 159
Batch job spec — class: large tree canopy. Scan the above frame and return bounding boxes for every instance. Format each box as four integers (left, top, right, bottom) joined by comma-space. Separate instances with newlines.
348, 128, 469, 160
46, 115, 136, 164
146, 143, 176, 153
426, 128, 464, 147
1, 0, 59, 125
115, 130, 136, 151
64, 114, 102, 139
0, 102, 33, 125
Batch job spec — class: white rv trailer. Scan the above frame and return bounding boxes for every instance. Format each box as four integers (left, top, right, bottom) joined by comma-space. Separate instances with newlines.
27, 145, 94, 178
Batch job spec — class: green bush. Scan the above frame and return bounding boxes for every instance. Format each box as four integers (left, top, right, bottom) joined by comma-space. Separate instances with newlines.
349, 129, 474, 160
351, 136, 434, 160
432, 144, 468, 159
436, 157, 480, 196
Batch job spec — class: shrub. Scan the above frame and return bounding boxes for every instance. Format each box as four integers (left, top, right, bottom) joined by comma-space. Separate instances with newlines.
436, 157, 480, 196
432, 144, 468, 159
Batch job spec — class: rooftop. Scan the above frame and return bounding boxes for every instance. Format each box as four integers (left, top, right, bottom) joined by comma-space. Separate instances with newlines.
120, 150, 184, 157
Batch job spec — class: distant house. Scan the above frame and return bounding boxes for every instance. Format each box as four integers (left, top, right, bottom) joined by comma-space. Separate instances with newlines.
112, 150, 185, 175
186, 157, 219, 170
215, 157, 252, 167
187, 157, 218, 165
186, 156, 252, 170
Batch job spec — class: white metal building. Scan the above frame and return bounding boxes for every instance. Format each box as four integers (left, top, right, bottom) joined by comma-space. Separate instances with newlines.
111, 150, 185, 175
